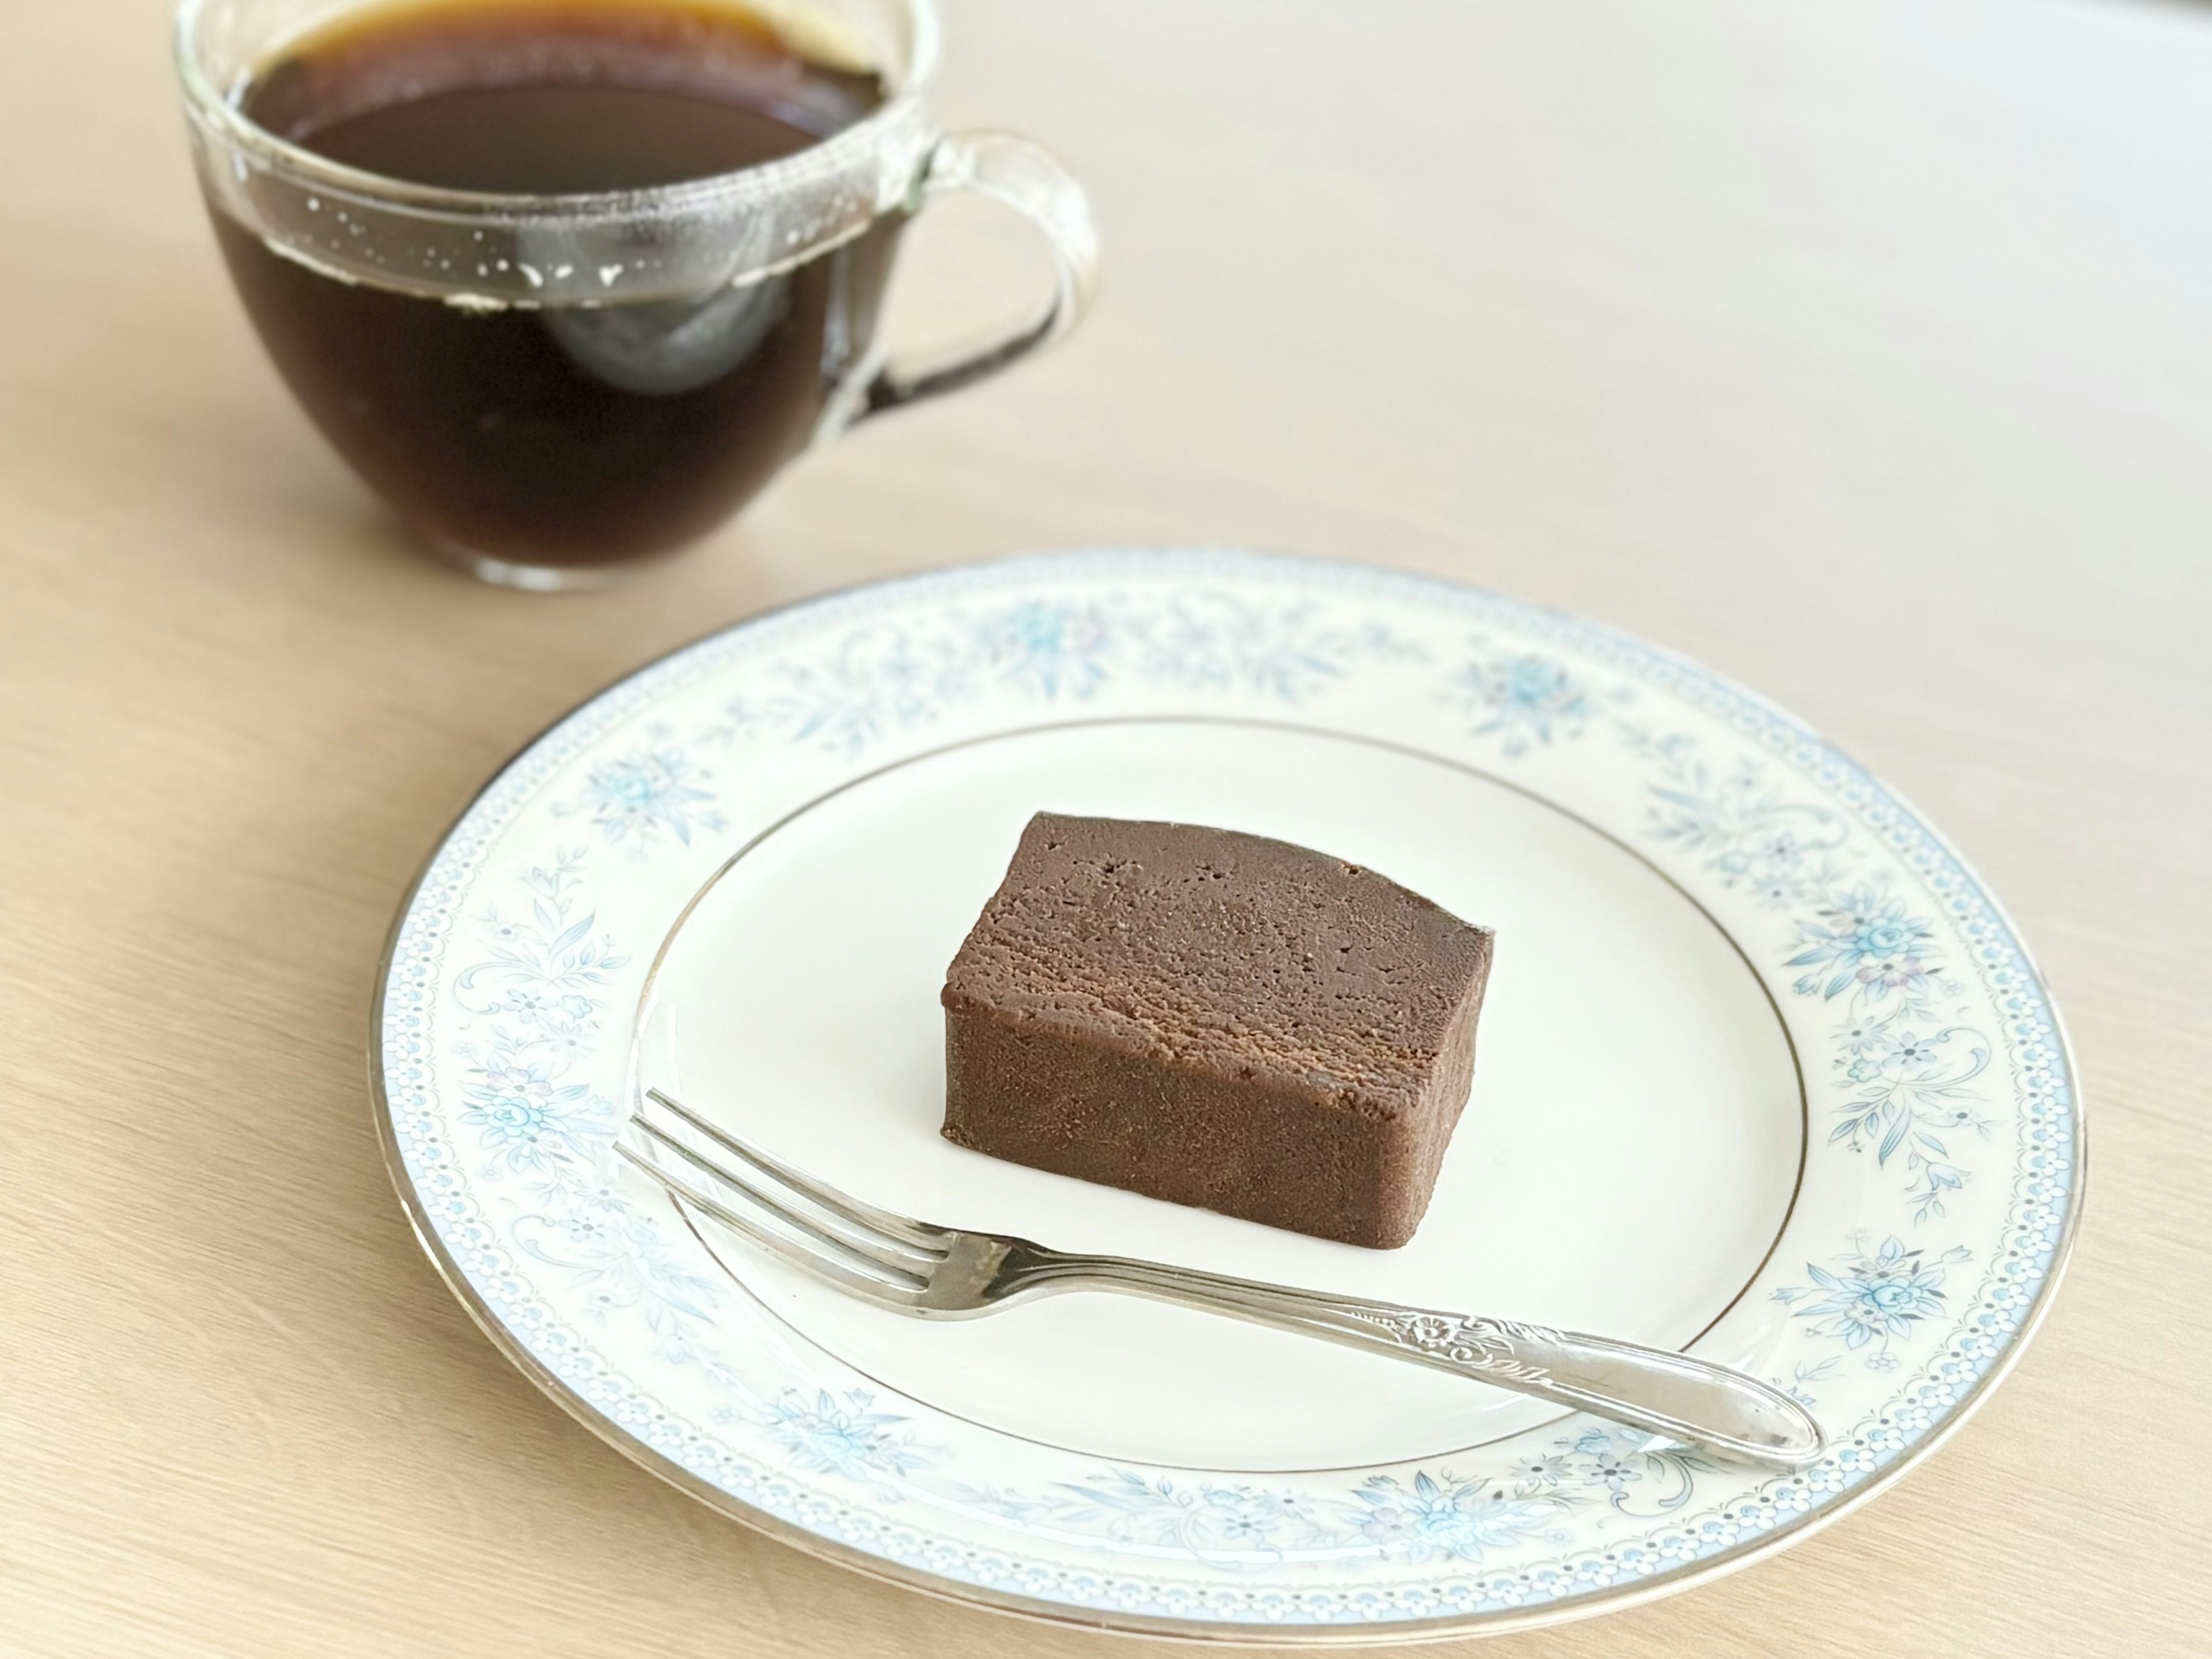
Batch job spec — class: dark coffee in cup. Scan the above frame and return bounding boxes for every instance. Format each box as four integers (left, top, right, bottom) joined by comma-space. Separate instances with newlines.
214, 0, 902, 572
183, 0, 1097, 588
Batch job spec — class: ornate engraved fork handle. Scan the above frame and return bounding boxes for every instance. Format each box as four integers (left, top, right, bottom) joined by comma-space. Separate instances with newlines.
1015, 1248, 1826, 1468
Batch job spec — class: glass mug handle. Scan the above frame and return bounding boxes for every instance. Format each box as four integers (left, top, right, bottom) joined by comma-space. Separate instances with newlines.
828, 131, 1100, 435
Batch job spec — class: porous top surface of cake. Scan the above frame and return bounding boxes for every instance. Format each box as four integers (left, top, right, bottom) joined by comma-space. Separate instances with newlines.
941, 813, 1492, 1115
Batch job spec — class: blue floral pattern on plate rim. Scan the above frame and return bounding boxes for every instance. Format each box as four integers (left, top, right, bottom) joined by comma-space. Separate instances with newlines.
372, 548, 2084, 1642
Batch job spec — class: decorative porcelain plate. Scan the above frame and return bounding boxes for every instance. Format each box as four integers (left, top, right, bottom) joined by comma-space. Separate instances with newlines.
373, 550, 2083, 1642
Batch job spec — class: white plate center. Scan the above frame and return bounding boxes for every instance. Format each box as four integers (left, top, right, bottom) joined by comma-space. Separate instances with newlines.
637, 720, 1802, 1471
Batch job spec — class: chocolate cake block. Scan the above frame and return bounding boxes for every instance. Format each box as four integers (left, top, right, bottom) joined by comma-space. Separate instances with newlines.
940, 813, 1494, 1248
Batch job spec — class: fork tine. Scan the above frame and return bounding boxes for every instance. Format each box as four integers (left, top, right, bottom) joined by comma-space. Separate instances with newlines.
618, 1143, 926, 1304
643, 1088, 948, 1256
630, 1116, 938, 1281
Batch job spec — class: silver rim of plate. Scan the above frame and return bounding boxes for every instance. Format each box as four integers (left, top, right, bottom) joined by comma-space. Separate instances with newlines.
370, 548, 2085, 1643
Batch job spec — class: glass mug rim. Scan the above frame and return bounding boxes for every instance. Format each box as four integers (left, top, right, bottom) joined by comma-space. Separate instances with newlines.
173, 0, 942, 224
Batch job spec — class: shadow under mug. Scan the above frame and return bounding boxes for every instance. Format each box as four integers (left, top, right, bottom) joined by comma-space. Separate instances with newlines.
175, 0, 1098, 589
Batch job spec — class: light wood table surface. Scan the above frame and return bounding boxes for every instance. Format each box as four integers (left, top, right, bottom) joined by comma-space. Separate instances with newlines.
3, 0, 2207, 1653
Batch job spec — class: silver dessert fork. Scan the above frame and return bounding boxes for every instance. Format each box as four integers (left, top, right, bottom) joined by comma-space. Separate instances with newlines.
621, 1088, 1826, 1468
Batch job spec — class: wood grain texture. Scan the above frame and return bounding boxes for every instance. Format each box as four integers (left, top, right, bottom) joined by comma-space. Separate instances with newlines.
2, 0, 2206, 1653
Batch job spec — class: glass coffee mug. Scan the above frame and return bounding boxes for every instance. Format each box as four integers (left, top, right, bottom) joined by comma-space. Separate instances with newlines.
176, 0, 1097, 588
